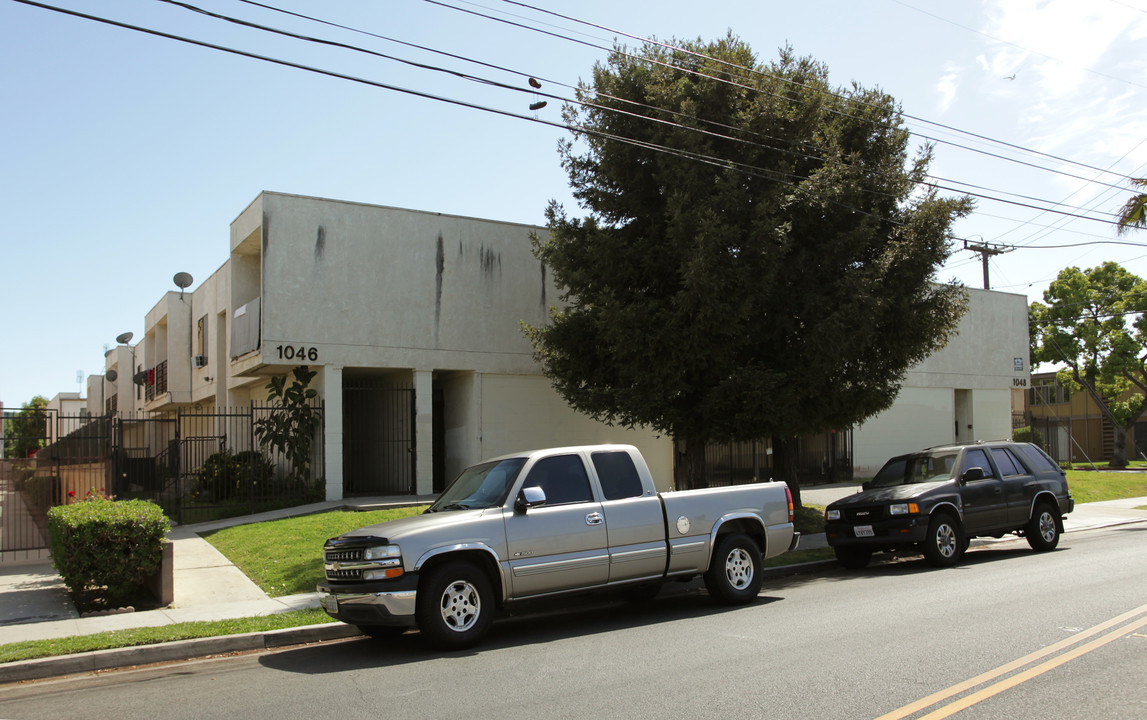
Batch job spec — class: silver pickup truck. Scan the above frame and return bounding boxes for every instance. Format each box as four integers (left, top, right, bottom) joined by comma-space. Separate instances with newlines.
318, 444, 799, 648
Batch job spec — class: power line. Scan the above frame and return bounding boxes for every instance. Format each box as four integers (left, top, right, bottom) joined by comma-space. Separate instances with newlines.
7, 0, 907, 226
10, 0, 1133, 234
489, 0, 1141, 186
224, 1, 1129, 224
888, 0, 1147, 91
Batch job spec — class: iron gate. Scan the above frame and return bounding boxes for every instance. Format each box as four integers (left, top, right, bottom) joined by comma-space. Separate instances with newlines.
343, 381, 415, 496
1, 404, 324, 561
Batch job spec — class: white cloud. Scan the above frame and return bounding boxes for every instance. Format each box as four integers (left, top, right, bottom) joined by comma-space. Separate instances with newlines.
982, 0, 1141, 98
935, 63, 961, 113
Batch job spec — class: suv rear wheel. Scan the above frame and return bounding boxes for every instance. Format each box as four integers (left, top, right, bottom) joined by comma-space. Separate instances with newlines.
1026, 502, 1061, 551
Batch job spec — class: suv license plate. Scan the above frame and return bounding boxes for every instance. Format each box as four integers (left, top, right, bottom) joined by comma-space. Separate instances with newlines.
853, 525, 874, 538
321, 595, 338, 613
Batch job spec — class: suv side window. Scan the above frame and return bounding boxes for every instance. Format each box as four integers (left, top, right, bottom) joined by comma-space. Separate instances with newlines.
591, 451, 645, 500
991, 447, 1027, 477
523, 455, 594, 505
961, 448, 995, 479
1016, 444, 1060, 473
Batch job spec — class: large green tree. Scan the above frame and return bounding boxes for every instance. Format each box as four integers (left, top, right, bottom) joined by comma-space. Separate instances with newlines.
2, 395, 50, 459
1030, 262, 1147, 467
526, 36, 972, 498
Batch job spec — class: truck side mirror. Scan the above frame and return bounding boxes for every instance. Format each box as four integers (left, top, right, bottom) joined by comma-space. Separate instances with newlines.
961, 467, 986, 484
515, 486, 547, 513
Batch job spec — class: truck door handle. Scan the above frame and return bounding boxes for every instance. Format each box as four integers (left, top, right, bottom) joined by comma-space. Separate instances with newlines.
586, 512, 604, 526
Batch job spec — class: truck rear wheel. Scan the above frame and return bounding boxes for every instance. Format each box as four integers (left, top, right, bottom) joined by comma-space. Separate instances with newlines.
704, 533, 763, 605
416, 561, 493, 650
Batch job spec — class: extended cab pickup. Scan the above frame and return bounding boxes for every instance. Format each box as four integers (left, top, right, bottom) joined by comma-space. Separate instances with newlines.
318, 444, 799, 648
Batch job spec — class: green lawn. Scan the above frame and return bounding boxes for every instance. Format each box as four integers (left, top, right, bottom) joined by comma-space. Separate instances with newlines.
203, 506, 429, 596
1064, 469, 1147, 504
0, 608, 331, 665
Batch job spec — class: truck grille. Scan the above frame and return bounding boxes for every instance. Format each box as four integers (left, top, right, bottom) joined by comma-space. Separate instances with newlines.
325, 548, 364, 563
326, 567, 364, 581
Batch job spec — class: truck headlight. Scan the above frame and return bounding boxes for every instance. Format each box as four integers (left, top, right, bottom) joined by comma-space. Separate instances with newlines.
889, 503, 919, 516
364, 545, 401, 561
826, 509, 841, 521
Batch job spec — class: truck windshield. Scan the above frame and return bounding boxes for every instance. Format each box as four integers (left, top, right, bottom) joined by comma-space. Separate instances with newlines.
426, 457, 527, 512
869, 452, 959, 488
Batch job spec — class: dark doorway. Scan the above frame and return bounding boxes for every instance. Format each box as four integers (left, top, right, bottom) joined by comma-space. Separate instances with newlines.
343, 375, 414, 495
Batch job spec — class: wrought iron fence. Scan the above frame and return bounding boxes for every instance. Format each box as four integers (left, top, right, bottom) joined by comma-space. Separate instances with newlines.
0, 403, 324, 561
678, 429, 854, 490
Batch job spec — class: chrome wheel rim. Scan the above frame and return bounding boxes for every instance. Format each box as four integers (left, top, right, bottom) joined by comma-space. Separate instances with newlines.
439, 580, 480, 633
1039, 511, 1057, 543
936, 523, 957, 558
725, 548, 754, 589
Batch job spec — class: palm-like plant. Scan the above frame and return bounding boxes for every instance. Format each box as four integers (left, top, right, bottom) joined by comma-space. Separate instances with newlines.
1117, 178, 1147, 235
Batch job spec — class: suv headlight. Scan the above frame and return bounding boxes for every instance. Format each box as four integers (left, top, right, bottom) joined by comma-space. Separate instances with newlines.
889, 503, 919, 516
825, 509, 841, 521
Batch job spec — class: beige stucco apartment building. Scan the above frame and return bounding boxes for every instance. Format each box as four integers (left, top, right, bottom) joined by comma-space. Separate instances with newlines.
86, 191, 1030, 494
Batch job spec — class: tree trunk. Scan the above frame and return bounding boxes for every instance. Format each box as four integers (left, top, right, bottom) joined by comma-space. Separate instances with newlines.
680, 435, 709, 490
1111, 426, 1129, 468
771, 435, 802, 508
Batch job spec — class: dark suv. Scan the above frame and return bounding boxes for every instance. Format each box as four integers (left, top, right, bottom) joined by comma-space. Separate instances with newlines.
824, 441, 1073, 569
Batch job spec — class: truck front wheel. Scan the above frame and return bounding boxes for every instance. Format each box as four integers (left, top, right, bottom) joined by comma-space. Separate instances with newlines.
704, 533, 763, 605
416, 561, 493, 650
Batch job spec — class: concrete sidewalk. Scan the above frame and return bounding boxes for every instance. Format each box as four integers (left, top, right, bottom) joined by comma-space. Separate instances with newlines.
1, 490, 1144, 683
0, 496, 433, 645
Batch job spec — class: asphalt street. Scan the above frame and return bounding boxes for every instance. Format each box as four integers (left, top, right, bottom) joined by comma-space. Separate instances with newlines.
1, 524, 1144, 720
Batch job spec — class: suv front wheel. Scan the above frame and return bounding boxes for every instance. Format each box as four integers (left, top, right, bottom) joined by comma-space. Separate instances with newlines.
923, 513, 965, 567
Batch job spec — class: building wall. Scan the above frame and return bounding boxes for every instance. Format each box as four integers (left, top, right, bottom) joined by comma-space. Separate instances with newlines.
852, 288, 1029, 476
80, 192, 1029, 499
244, 192, 554, 375
478, 373, 674, 490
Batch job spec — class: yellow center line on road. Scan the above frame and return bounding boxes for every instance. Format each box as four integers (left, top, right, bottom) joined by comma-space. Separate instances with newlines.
918, 613, 1147, 720
874, 601, 1147, 720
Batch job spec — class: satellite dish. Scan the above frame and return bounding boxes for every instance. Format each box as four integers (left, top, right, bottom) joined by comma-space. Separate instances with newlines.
106, 369, 118, 383
115, 331, 133, 345
173, 272, 194, 298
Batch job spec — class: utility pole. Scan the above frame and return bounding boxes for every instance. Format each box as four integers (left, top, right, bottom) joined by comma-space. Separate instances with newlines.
963, 239, 1013, 289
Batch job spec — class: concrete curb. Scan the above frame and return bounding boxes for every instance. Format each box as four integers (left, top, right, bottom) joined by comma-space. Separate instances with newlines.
1, 622, 362, 685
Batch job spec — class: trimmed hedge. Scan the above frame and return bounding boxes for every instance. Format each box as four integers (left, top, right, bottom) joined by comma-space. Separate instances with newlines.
47, 498, 171, 612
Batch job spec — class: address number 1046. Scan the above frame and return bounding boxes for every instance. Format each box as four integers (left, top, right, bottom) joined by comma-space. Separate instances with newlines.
276, 345, 318, 362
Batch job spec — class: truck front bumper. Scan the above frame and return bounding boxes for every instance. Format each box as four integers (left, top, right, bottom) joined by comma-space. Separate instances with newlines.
317, 576, 418, 627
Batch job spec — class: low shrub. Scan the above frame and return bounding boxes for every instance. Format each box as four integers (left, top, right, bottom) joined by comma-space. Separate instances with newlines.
193, 449, 274, 502
47, 497, 171, 612
22, 474, 59, 510
1012, 426, 1044, 447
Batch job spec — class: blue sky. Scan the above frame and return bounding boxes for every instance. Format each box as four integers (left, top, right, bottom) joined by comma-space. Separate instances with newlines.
2, 0, 1146, 408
